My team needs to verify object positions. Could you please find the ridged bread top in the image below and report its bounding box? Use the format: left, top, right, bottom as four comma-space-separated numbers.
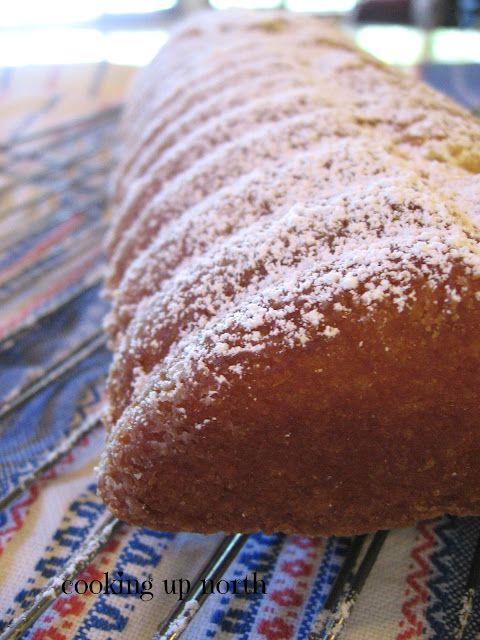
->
103, 10, 480, 432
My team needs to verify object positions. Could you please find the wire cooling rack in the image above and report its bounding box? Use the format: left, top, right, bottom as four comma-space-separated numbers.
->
0, 108, 480, 640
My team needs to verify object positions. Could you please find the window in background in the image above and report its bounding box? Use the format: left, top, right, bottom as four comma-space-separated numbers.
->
209, 0, 281, 9
0, 28, 169, 66
102, 1, 177, 14
431, 28, 480, 60
0, 1, 174, 67
209, 0, 358, 10
285, 0, 357, 13
0, 0, 177, 27
105, 30, 169, 65
354, 24, 426, 64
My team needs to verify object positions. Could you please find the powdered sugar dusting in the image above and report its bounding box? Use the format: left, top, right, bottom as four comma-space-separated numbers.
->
104, 9, 480, 435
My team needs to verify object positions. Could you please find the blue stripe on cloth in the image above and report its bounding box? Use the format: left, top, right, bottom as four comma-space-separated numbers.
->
7, 95, 60, 145
0, 283, 108, 403
0, 482, 105, 632
426, 516, 480, 639
73, 530, 175, 639
0, 348, 108, 496
297, 536, 350, 640
202, 533, 284, 639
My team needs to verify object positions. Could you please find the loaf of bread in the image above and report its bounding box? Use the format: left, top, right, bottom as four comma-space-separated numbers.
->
98, 10, 480, 536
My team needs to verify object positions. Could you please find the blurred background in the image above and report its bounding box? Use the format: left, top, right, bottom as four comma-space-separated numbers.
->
0, 0, 478, 68
0, 0, 478, 142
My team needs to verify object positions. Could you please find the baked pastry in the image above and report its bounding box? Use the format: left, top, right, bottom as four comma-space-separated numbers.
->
98, 10, 480, 536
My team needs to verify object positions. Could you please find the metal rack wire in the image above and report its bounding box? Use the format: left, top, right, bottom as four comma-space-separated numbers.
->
0, 108, 479, 640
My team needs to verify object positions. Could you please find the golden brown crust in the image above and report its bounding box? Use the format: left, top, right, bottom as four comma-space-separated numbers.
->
99, 274, 480, 535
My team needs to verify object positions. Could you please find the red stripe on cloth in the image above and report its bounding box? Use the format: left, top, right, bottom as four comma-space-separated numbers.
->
0, 212, 85, 287
396, 521, 436, 640
256, 536, 324, 640
31, 529, 127, 639
0, 485, 40, 555
0, 437, 93, 554
0, 247, 102, 339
